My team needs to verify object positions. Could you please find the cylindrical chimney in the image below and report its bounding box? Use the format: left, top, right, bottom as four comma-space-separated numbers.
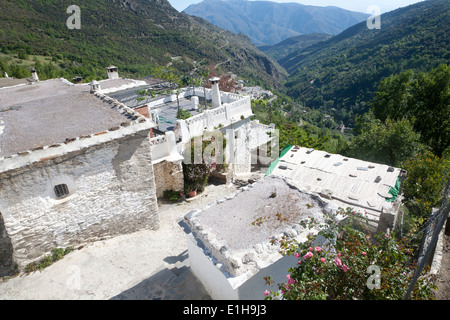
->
31, 69, 39, 81
209, 77, 221, 108
90, 80, 101, 93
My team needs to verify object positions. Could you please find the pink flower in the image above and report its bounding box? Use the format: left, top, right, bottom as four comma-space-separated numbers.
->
320, 258, 326, 263
309, 247, 313, 251
298, 260, 302, 265
362, 252, 367, 256
304, 251, 313, 259
337, 253, 341, 258
264, 290, 269, 296
315, 246, 322, 253
334, 257, 342, 267
288, 277, 295, 285
294, 252, 300, 258
342, 265, 350, 272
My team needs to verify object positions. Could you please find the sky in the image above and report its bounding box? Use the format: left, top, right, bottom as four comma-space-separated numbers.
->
168, 0, 426, 13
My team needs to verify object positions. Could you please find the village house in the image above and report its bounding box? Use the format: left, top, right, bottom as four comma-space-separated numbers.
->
105, 73, 277, 193
0, 73, 159, 276
184, 175, 338, 299
183, 146, 405, 299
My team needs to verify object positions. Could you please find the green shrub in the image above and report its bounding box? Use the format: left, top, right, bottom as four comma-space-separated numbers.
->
163, 189, 181, 202
25, 247, 73, 273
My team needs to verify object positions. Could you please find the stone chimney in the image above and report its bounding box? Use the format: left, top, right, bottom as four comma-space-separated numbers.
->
31, 69, 39, 82
106, 65, 119, 80
191, 96, 199, 110
209, 77, 221, 108
73, 77, 82, 84
90, 80, 101, 93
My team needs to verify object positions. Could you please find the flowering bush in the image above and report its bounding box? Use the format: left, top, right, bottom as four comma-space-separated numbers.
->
264, 207, 437, 300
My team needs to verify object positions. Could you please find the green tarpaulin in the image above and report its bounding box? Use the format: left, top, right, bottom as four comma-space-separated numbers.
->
265, 145, 293, 177
385, 176, 401, 202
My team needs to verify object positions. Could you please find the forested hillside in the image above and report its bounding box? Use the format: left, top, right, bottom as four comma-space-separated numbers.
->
259, 33, 332, 62
0, 0, 286, 86
281, 0, 449, 126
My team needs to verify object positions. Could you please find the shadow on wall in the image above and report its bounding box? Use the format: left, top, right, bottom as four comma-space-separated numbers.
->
0, 212, 16, 277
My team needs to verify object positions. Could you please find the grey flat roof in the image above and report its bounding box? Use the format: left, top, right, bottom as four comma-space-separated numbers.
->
0, 79, 135, 157
155, 99, 202, 132
0, 78, 31, 88
184, 176, 328, 277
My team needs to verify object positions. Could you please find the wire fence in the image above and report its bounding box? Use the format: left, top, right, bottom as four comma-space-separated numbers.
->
403, 177, 450, 300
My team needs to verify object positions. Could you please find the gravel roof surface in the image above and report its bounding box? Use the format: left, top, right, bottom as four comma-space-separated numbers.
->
0, 79, 130, 157
193, 176, 325, 251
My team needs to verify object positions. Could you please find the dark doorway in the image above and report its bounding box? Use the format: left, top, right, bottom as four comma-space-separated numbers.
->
0, 212, 16, 277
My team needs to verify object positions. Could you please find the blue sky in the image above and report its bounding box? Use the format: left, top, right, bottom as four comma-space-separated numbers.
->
168, 0, 426, 13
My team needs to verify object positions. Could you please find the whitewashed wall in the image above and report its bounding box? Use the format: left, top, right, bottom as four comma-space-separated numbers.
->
0, 130, 159, 269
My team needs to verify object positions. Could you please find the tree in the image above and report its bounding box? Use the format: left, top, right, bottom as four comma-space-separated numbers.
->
402, 151, 450, 219
346, 114, 426, 167
372, 70, 415, 122
411, 64, 450, 156
371, 64, 450, 157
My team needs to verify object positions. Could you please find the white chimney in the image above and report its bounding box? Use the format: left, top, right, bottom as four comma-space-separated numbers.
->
106, 65, 119, 80
209, 77, 221, 108
31, 69, 39, 81
90, 80, 101, 93
4, 72, 8, 78
191, 96, 199, 110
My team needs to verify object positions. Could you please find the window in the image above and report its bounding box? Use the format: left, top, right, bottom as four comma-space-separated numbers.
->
54, 184, 70, 199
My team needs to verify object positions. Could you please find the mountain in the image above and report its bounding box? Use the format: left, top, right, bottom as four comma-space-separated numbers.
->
0, 0, 286, 86
281, 0, 450, 123
183, 0, 369, 45
259, 33, 332, 62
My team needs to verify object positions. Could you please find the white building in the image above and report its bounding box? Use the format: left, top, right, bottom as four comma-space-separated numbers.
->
107, 76, 278, 185
184, 175, 336, 300
184, 147, 405, 300
267, 146, 405, 233
0, 75, 159, 276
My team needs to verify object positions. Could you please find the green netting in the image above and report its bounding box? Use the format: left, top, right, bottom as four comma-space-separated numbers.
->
385, 176, 401, 202
158, 116, 174, 124
265, 145, 293, 177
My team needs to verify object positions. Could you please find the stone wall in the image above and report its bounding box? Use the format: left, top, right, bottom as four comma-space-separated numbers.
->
153, 159, 184, 198
0, 130, 159, 272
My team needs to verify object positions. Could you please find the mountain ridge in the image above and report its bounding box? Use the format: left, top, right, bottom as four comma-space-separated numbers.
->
281, 0, 449, 124
183, 0, 369, 45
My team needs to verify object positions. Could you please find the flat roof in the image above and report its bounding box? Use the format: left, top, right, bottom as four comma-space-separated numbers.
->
184, 176, 328, 277
0, 78, 31, 88
269, 146, 403, 229
0, 78, 142, 157
153, 98, 202, 132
